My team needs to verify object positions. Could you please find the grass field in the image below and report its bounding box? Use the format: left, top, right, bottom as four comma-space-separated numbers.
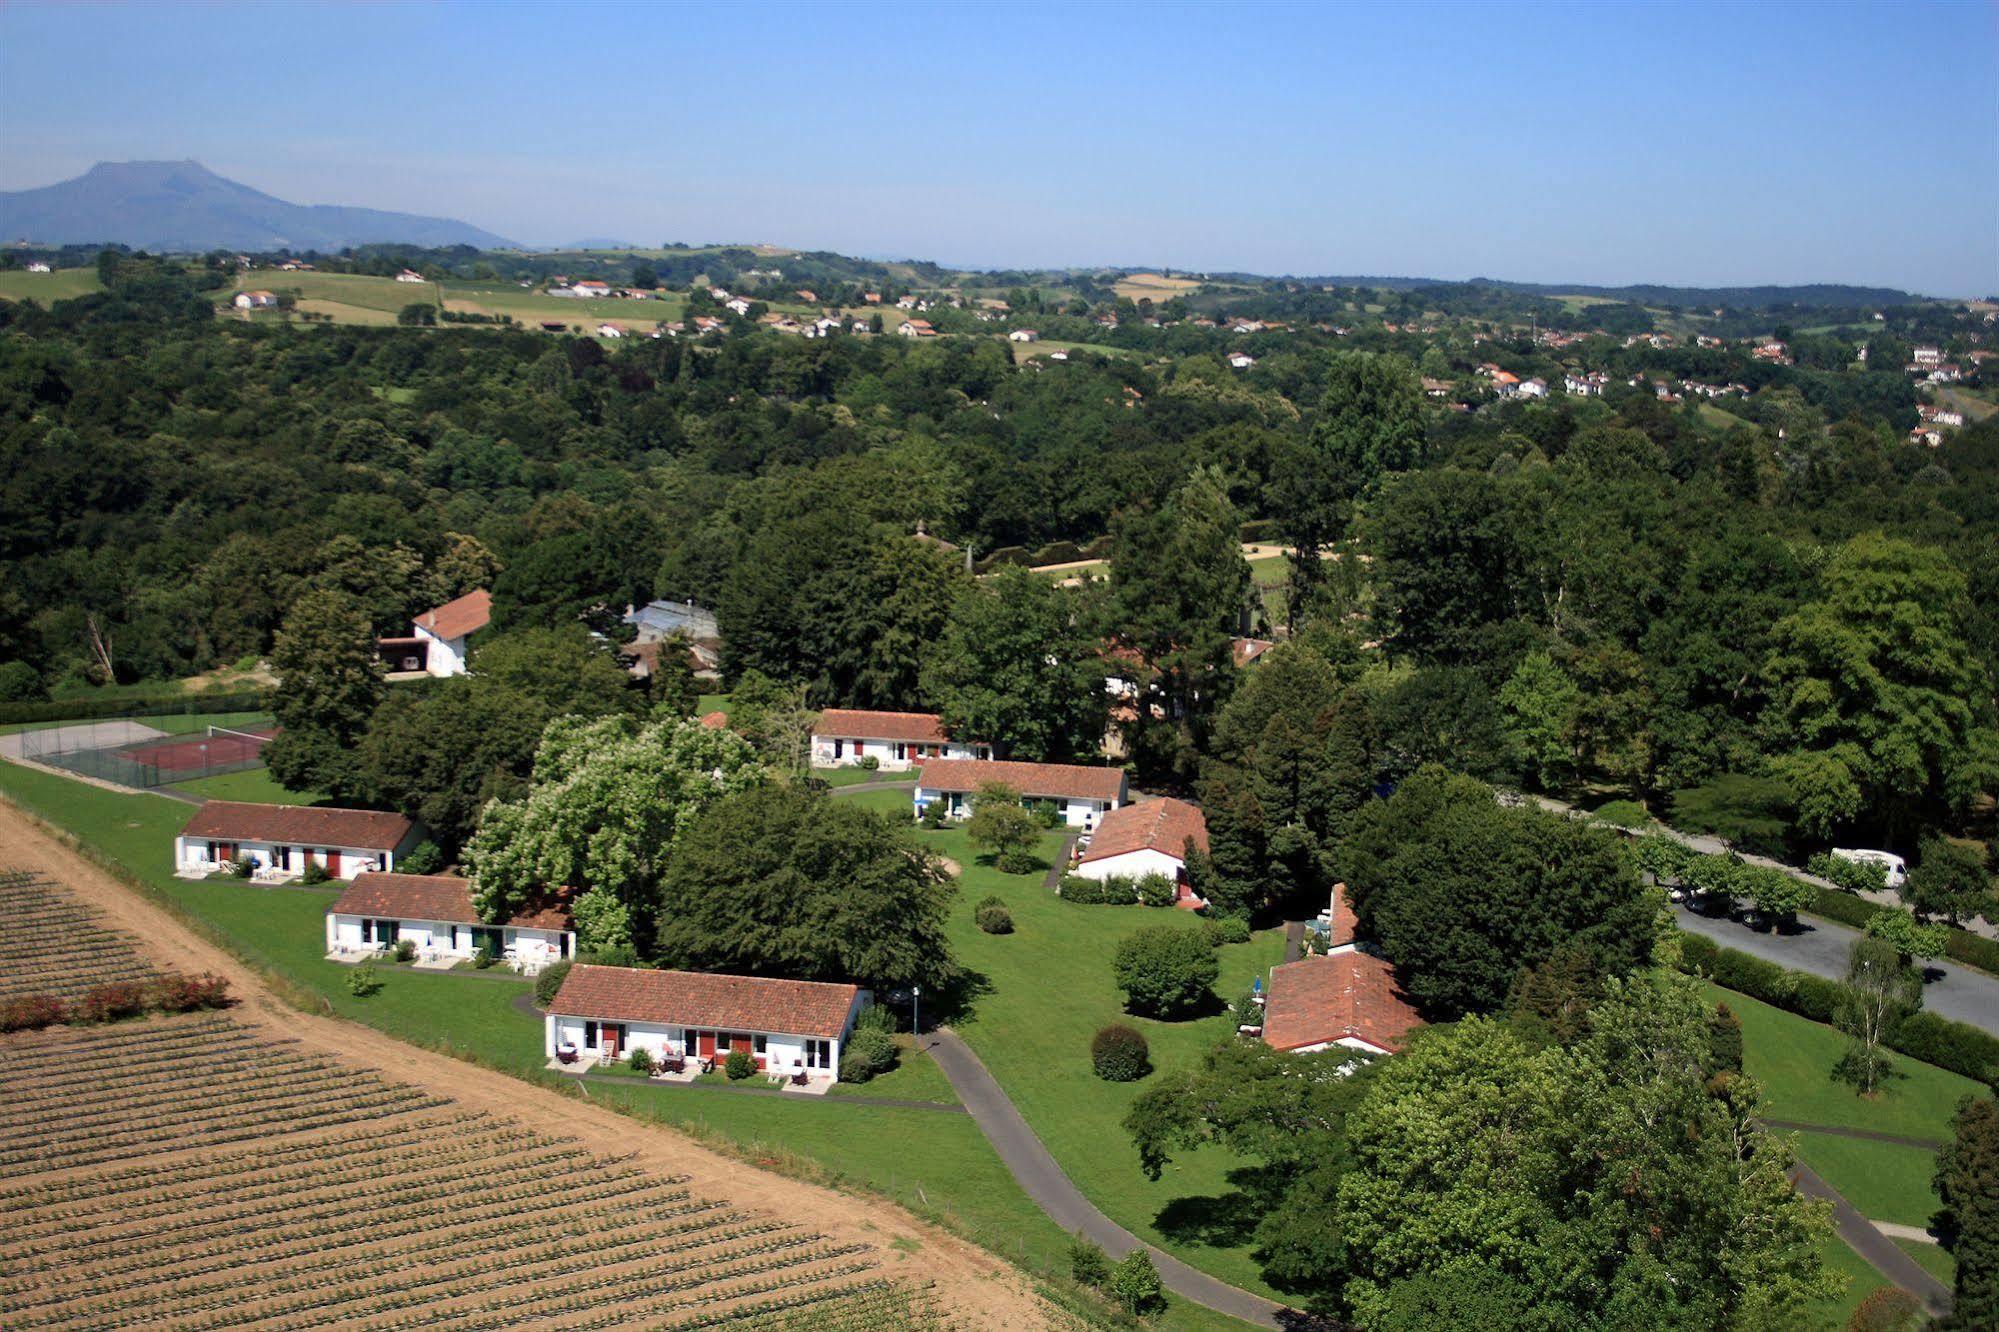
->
168, 767, 322, 805
0, 758, 1261, 1331
1791, 1132, 1941, 1229
815, 766, 916, 788
1112, 273, 1203, 303
0, 266, 104, 304
1896, 1237, 1954, 1287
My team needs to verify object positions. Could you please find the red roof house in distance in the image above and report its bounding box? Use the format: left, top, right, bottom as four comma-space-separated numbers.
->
174, 802, 422, 882
1074, 798, 1210, 908
411, 588, 492, 677
544, 964, 869, 1085
325, 873, 575, 973
914, 758, 1127, 829
811, 709, 992, 771
1261, 886, 1423, 1058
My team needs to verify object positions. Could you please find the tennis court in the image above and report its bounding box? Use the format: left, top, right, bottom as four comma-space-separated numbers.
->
9, 717, 278, 789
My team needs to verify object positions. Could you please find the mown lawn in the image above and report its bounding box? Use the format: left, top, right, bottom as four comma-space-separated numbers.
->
1791, 1132, 1941, 1229
1896, 1237, 1954, 1286
169, 767, 322, 805
814, 765, 916, 788
916, 817, 1291, 1298
1810, 1233, 1888, 1326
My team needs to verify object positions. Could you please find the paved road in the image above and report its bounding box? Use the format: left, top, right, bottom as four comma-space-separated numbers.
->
926, 1029, 1306, 1329
1792, 1163, 1951, 1315
1675, 904, 1999, 1035
1042, 833, 1078, 892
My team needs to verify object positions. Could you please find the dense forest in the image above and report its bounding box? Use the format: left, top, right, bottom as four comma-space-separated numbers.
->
1, 250, 1994, 870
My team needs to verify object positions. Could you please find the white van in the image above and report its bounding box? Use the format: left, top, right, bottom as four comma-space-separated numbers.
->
1832, 847, 1907, 890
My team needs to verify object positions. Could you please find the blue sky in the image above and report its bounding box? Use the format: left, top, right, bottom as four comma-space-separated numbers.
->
2, 0, 1993, 294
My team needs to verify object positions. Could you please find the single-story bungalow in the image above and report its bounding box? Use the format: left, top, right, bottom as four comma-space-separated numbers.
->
914, 759, 1127, 829
1074, 797, 1209, 907
811, 709, 992, 770
233, 290, 277, 310
412, 588, 491, 677
544, 964, 868, 1083
1261, 887, 1423, 1058
175, 801, 422, 881
325, 872, 575, 973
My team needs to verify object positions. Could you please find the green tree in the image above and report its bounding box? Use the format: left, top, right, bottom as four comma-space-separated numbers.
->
964, 781, 1042, 873
1906, 836, 1993, 925
1107, 1249, 1164, 1315
356, 679, 548, 853
1339, 767, 1656, 1017
1335, 979, 1834, 1329
1934, 1095, 1999, 1329
264, 588, 384, 797
656, 785, 955, 992
1741, 864, 1814, 930
921, 568, 1103, 760
1835, 936, 1923, 1094
1111, 925, 1219, 1019
1497, 651, 1579, 791
727, 669, 818, 775
1862, 907, 1950, 963
474, 625, 639, 718
464, 715, 768, 951
1765, 534, 1997, 837
1274, 351, 1424, 616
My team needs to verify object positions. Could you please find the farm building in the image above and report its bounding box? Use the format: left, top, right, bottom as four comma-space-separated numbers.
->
174, 801, 422, 881
233, 290, 277, 310
325, 872, 574, 974
1073, 797, 1208, 907
624, 598, 721, 643
811, 709, 992, 770
914, 759, 1127, 829
597, 323, 623, 339
897, 319, 936, 337
544, 964, 868, 1085
1260, 887, 1423, 1057
26, 261, 52, 273
412, 588, 491, 677
1008, 329, 1039, 342
395, 269, 425, 283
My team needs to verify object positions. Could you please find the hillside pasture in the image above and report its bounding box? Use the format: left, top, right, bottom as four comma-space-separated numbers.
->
0, 267, 104, 305
1112, 272, 1202, 303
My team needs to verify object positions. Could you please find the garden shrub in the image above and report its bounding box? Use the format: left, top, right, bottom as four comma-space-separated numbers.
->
919, 801, 949, 829
534, 959, 573, 1008
1032, 805, 1064, 830
1091, 1024, 1151, 1081
1108, 1249, 1164, 1314
1847, 1285, 1921, 1332
1591, 800, 1651, 829
1061, 873, 1138, 905
226, 858, 254, 879
1112, 925, 1220, 1019
0, 994, 65, 1031
299, 860, 331, 886
1134, 872, 1178, 908
1069, 1234, 1111, 1287
346, 964, 383, 997
724, 1048, 754, 1080
398, 841, 444, 875
392, 938, 417, 963
1207, 914, 1252, 946
854, 1003, 897, 1037
977, 904, 1015, 934
628, 1047, 654, 1075
473, 943, 498, 970
76, 981, 148, 1022
856, 754, 880, 771
0, 660, 45, 702
841, 1026, 899, 1083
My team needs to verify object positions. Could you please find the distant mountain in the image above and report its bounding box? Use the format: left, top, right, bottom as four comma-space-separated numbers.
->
0, 160, 518, 253
1278, 272, 1919, 310
558, 238, 642, 251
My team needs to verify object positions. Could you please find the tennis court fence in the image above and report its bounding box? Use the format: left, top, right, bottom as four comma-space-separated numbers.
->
17, 715, 277, 789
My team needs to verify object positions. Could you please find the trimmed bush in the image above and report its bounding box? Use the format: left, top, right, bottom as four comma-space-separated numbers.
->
534, 959, 573, 1008
1112, 925, 1220, 1019
1134, 872, 1178, 908
628, 1047, 654, 1075
1091, 1024, 1151, 1081
1591, 800, 1651, 829
1061, 873, 1139, 905
151, 973, 230, 1012
1847, 1285, 1921, 1332
976, 904, 1015, 934
724, 1047, 754, 1080
1204, 915, 1252, 947
346, 964, 383, 997
856, 754, 880, 771
842, 1026, 899, 1083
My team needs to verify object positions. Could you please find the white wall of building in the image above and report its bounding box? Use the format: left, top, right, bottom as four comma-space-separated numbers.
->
1073, 848, 1184, 883
175, 835, 408, 880
414, 625, 470, 677
544, 1009, 857, 1081
325, 914, 572, 966
811, 736, 988, 770
913, 787, 1115, 829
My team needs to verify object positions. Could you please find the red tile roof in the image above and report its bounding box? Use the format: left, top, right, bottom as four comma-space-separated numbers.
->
549, 965, 861, 1039
1262, 951, 1424, 1055
915, 759, 1125, 803
414, 588, 491, 642
1080, 798, 1208, 866
815, 709, 951, 744
330, 873, 574, 931
180, 801, 414, 851
698, 710, 730, 729
1231, 637, 1274, 668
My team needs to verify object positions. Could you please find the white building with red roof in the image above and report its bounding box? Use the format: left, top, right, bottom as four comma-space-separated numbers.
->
544, 964, 869, 1084
914, 759, 1127, 829
175, 802, 422, 881
811, 709, 992, 771
1260, 885, 1423, 1058
411, 587, 492, 677
326, 872, 574, 972
1073, 798, 1209, 907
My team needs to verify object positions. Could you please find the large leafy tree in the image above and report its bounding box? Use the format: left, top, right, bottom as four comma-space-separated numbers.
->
264, 587, 384, 798
1935, 1095, 1999, 1330
356, 679, 549, 853
1339, 766, 1656, 1017
921, 567, 1104, 761
473, 625, 640, 718
464, 715, 768, 951
656, 785, 955, 992
1336, 980, 1835, 1330
1764, 533, 1997, 838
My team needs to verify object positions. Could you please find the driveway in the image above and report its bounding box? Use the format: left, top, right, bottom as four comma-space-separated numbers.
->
1675, 905, 1999, 1035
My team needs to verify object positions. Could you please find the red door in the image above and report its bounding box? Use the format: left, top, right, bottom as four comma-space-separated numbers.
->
324, 850, 341, 878
698, 1031, 716, 1060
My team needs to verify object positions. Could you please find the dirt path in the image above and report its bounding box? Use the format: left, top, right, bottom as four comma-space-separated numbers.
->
0, 800, 1063, 1331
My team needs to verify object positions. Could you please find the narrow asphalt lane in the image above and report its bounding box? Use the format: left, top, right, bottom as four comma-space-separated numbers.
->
1674, 904, 1999, 1035
1791, 1164, 1951, 1316
925, 1029, 1306, 1329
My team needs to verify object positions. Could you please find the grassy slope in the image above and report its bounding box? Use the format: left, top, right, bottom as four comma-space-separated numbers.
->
0, 267, 104, 304
0, 758, 1257, 1332
1791, 1133, 1941, 1229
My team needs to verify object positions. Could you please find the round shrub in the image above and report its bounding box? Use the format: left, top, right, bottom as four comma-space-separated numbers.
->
977, 904, 1015, 934
1091, 1024, 1151, 1081
628, 1046, 654, 1075
724, 1047, 755, 1080
841, 1026, 898, 1083
534, 959, 573, 1008
392, 938, 417, 963
1205, 915, 1251, 946
1112, 925, 1220, 1019
299, 859, 331, 886
0, 660, 45, 703
398, 840, 445, 875
346, 963, 382, 997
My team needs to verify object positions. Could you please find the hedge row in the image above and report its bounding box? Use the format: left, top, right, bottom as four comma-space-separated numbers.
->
0, 972, 233, 1031
1678, 933, 1999, 1087
0, 689, 269, 726
1805, 886, 1999, 975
